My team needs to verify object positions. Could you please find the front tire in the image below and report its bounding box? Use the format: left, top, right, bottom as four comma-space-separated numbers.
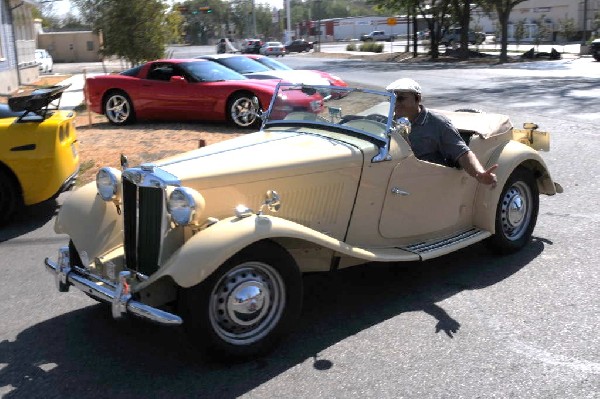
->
227, 92, 261, 128
104, 91, 136, 125
487, 167, 539, 254
180, 241, 303, 359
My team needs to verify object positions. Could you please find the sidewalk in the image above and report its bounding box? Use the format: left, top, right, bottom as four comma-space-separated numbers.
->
57, 74, 86, 111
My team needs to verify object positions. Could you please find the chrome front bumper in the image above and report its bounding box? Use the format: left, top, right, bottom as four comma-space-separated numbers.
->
44, 246, 182, 326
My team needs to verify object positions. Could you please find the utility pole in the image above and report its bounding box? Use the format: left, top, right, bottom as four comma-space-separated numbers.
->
286, 0, 291, 35
582, 0, 588, 44
252, 0, 257, 36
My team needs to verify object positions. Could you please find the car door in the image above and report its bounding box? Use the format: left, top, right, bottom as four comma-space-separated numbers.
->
379, 155, 473, 239
137, 62, 193, 119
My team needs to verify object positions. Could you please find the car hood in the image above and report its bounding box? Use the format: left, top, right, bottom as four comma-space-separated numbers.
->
156, 130, 364, 189
245, 70, 330, 86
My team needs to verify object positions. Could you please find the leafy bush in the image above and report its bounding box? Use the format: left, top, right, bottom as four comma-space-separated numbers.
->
346, 43, 357, 51
359, 42, 384, 53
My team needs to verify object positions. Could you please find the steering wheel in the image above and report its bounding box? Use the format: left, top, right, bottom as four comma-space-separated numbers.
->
364, 114, 389, 124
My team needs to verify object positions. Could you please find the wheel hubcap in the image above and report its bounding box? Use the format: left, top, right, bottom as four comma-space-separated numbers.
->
227, 282, 269, 326
209, 262, 285, 345
231, 97, 257, 127
500, 181, 532, 241
106, 95, 130, 123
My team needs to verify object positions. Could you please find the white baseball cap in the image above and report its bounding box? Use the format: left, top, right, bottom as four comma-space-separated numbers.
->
385, 78, 422, 94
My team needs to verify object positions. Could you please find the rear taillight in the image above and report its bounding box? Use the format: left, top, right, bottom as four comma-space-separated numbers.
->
58, 123, 71, 143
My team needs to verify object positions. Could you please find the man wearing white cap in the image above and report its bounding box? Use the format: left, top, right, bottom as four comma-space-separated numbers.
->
386, 78, 497, 187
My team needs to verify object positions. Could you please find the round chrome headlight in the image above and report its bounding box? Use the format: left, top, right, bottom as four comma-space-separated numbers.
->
96, 167, 121, 201
168, 187, 205, 226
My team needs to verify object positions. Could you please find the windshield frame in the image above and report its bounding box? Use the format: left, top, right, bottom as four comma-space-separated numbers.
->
262, 83, 397, 162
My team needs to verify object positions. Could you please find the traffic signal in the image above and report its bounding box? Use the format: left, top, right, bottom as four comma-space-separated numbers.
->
199, 6, 212, 14
177, 6, 188, 14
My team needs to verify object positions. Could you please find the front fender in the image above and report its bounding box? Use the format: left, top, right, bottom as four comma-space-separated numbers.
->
473, 140, 561, 233
142, 214, 419, 289
54, 182, 123, 265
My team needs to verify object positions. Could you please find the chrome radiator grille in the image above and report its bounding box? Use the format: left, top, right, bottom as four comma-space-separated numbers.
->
122, 177, 163, 276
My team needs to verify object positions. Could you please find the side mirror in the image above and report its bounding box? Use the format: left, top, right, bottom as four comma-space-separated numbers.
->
170, 76, 187, 84
394, 117, 411, 141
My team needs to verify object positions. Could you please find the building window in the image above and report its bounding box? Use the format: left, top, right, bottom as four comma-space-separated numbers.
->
87, 41, 94, 51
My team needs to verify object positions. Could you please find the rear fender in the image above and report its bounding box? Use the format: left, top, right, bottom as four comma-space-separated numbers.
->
473, 140, 560, 232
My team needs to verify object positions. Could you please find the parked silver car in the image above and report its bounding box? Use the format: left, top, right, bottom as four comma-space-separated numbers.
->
441, 28, 485, 46
259, 41, 286, 57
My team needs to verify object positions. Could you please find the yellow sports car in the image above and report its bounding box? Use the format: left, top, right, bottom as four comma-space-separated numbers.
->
0, 85, 79, 224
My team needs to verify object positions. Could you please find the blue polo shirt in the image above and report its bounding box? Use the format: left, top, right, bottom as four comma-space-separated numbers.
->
406, 106, 470, 166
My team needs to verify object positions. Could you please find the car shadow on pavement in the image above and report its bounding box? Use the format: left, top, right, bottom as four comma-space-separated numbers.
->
0, 198, 59, 243
0, 238, 546, 398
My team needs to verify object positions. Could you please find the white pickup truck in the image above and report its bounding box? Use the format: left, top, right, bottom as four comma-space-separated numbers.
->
360, 30, 395, 42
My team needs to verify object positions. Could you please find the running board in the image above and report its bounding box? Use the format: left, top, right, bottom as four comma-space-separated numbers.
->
401, 228, 492, 261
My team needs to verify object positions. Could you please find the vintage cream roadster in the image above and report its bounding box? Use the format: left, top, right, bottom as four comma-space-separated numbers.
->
45, 83, 562, 358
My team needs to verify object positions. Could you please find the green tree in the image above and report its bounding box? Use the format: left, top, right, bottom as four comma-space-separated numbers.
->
449, 0, 474, 58
533, 14, 550, 50
372, 0, 452, 59
73, 0, 173, 65
557, 17, 576, 42
514, 19, 525, 49
479, 0, 528, 63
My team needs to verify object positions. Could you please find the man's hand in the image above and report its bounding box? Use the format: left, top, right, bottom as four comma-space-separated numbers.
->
476, 164, 498, 188
458, 152, 498, 188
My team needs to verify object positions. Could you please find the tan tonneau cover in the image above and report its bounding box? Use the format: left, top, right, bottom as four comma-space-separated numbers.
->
433, 109, 513, 139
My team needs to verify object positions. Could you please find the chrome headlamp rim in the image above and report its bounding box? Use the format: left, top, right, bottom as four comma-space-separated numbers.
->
168, 187, 203, 226
96, 167, 121, 201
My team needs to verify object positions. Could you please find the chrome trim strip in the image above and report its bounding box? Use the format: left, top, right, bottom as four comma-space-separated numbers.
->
404, 228, 487, 254
44, 249, 182, 326
122, 165, 180, 189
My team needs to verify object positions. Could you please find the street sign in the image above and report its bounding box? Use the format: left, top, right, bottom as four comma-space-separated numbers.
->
387, 17, 397, 26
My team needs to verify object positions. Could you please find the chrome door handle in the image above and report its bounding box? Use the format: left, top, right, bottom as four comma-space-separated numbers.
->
391, 187, 409, 196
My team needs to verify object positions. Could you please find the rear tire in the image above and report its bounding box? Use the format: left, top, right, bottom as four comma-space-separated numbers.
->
227, 92, 261, 129
104, 90, 136, 125
0, 168, 22, 225
487, 167, 539, 254
180, 241, 303, 359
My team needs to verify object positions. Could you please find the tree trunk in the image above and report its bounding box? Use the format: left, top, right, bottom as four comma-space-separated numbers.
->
497, 8, 510, 63
457, 0, 471, 59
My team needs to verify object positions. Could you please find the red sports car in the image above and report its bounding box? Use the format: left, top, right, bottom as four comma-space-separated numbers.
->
245, 54, 348, 89
85, 59, 323, 128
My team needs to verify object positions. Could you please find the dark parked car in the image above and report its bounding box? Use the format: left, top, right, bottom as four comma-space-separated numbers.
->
284, 39, 313, 53
241, 39, 263, 54
591, 38, 600, 61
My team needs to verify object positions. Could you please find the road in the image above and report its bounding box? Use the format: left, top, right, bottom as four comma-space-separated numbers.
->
1, 51, 599, 398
